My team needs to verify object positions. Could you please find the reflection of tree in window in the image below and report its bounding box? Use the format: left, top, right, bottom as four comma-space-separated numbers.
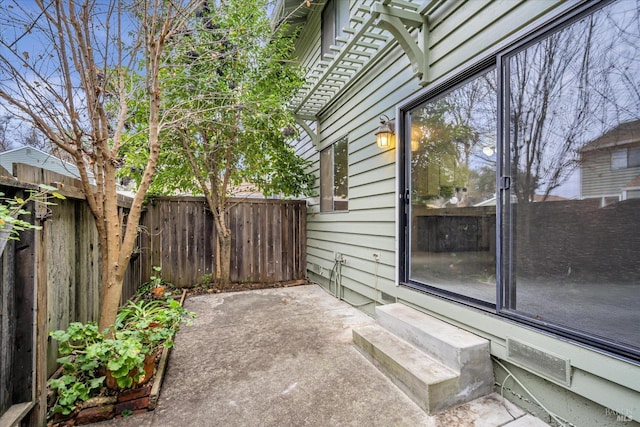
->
411, 70, 496, 207
411, 100, 464, 205
408, 69, 497, 304
320, 137, 348, 212
333, 138, 348, 210
509, 2, 640, 203
506, 1, 640, 350
468, 166, 496, 204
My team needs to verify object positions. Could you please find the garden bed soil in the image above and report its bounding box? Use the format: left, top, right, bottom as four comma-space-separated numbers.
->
47, 291, 186, 426
186, 278, 308, 296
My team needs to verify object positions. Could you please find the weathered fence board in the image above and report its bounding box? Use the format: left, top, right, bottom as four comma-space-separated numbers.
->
6, 164, 133, 376
0, 237, 16, 417
0, 190, 37, 424
0, 163, 307, 424
13, 208, 36, 405
138, 197, 306, 287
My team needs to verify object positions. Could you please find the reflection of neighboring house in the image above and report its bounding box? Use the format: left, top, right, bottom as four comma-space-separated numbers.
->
580, 119, 640, 204
0, 145, 95, 184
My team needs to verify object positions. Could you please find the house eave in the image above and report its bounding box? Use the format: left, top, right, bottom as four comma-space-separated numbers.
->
271, 0, 316, 33
291, 0, 446, 123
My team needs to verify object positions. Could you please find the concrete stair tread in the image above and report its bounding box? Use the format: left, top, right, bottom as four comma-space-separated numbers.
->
353, 303, 494, 414
354, 323, 459, 380
375, 303, 492, 384
353, 323, 459, 414
377, 303, 487, 351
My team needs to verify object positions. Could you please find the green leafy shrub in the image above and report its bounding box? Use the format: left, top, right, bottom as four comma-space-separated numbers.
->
48, 298, 194, 417
115, 298, 194, 354
48, 323, 106, 416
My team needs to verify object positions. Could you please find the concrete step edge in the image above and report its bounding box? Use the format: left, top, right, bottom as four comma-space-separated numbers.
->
374, 304, 495, 405
376, 303, 490, 370
353, 324, 460, 414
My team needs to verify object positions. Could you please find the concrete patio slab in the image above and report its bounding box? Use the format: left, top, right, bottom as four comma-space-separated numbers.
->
92, 284, 546, 427
503, 414, 554, 426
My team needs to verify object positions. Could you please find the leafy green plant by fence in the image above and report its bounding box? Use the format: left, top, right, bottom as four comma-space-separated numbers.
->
115, 298, 191, 355
0, 184, 64, 241
48, 298, 194, 417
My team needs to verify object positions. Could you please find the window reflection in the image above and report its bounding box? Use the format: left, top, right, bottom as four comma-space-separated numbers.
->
320, 137, 348, 212
409, 69, 497, 303
507, 0, 640, 349
404, 0, 640, 355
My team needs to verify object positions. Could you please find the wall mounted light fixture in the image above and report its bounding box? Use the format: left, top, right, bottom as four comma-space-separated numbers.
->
375, 115, 395, 149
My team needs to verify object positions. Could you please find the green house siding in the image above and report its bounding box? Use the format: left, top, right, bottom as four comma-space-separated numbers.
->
582, 149, 640, 198
428, 0, 563, 77
285, 0, 640, 424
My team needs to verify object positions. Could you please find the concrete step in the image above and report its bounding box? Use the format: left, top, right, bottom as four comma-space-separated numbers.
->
376, 303, 493, 402
353, 324, 459, 414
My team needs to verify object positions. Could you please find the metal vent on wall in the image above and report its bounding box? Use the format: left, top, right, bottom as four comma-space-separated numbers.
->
506, 338, 572, 386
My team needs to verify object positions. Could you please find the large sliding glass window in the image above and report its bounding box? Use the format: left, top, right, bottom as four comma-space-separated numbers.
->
402, 0, 640, 357
502, 0, 640, 355
408, 69, 497, 304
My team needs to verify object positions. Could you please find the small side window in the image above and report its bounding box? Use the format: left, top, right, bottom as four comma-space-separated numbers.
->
320, 137, 348, 212
321, 0, 349, 58
611, 149, 627, 169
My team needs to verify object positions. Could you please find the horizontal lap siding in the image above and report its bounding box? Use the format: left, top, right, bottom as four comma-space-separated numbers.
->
298, 0, 566, 302
428, 1, 561, 76
581, 151, 640, 197
301, 50, 410, 300
293, 2, 640, 424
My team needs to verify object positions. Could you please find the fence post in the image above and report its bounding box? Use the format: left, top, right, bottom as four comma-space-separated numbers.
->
28, 218, 48, 426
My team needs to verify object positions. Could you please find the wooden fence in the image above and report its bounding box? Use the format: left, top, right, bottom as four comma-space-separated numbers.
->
0, 164, 132, 425
0, 163, 307, 425
133, 196, 307, 287
0, 182, 37, 426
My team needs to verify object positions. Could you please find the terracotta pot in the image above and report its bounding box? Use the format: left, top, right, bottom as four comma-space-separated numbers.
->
105, 351, 157, 390
152, 285, 165, 298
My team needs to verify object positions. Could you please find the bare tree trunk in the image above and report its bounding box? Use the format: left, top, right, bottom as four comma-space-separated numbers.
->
217, 227, 232, 288
213, 192, 232, 287
0, 0, 200, 332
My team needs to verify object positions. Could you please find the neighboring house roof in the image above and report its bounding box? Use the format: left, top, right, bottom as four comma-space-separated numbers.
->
0, 145, 95, 183
231, 182, 267, 198
581, 119, 640, 152
271, 0, 315, 31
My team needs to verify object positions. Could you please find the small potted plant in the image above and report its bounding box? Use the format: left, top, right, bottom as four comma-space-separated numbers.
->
150, 266, 166, 298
